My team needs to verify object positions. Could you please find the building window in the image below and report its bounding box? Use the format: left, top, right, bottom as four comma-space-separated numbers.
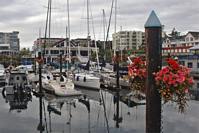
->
60, 50, 64, 55
187, 62, 193, 68
190, 37, 194, 41
179, 61, 185, 66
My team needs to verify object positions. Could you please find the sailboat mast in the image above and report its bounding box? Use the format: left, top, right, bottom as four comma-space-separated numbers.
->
67, 0, 71, 63
43, 0, 50, 59
87, 0, 90, 60
49, 0, 52, 38
114, 0, 117, 34
66, 26, 69, 73
103, 9, 106, 60
113, 0, 117, 56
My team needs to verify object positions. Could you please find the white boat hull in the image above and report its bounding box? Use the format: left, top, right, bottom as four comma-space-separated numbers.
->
74, 74, 100, 90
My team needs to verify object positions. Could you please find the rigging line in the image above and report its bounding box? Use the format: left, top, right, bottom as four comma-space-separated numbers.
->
89, 1, 100, 71
105, 0, 114, 59
49, 0, 52, 38
67, 0, 71, 63
43, 100, 49, 133
100, 90, 110, 133
107, 93, 113, 120
86, 0, 90, 60
43, 0, 50, 58
49, 110, 52, 133
95, 103, 102, 129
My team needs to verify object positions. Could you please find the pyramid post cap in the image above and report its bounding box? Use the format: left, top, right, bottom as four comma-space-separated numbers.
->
144, 10, 162, 28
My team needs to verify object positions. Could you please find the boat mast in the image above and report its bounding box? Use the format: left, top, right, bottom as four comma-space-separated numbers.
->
87, 0, 90, 60
43, 0, 50, 59
49, 0, 52, 39
103, 9, 106, 60
114, 0, 117, 56
67, 0, 71, 63
66, 26, 69, 73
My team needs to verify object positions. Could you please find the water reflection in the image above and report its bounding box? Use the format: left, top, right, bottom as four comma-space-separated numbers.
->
2, 87, 32, 113
0, 79, 199, 133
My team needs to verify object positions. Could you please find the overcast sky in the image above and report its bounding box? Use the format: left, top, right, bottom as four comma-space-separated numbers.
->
0, 0, 199, 49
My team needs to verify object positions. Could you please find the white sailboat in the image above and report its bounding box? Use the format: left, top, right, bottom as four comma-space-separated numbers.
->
45, 0, 81, 97
73, 0, 100, 90
45, 75, 81, 97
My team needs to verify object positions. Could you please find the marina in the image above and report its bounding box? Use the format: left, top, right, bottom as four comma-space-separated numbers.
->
0, 86, 199, 133
0, 0, 199, 132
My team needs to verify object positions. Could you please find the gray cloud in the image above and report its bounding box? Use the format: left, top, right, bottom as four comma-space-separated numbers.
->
0, 0, 199, 49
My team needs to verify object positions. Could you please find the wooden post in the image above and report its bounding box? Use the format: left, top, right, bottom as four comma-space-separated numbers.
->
60, 54, 63, 78
37, 52, 44, 132
115, 50, 120, 128
145, 11, 162, 133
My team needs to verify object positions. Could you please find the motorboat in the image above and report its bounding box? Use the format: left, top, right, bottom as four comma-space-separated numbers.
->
4, 69, 32, 95
47, 75, 82, 97
73, 72, 100, 90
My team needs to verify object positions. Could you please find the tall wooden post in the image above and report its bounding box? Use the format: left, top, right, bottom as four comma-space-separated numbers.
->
37, 52, 44, 132
116, 50, 120, 128
145, 11, 162, 133
60, 54, 63, 78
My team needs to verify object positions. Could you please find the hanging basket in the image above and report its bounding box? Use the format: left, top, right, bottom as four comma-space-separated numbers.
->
154, 58, 194, 113
130, 76, 145, 92
128, 56, 146, 93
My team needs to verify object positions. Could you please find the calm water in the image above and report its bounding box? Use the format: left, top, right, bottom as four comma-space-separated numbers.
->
0, 85, 199, 133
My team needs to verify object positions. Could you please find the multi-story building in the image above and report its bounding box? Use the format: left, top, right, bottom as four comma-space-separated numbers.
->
162, 30, 199, 56
112, 31, 145, 51
33, 37, 99, 64
0, 31, 20, 51
162, 30, 199, 89
33, 38, 65, 51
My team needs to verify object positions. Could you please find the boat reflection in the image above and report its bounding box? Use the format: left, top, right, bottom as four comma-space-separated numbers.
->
2, 87, 32, 113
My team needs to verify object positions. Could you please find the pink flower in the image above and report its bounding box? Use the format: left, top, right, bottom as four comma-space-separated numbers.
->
184, 88, 189, 93
188, 78, 194, 84
176, 76, 185, 83
163, 75, 168, 82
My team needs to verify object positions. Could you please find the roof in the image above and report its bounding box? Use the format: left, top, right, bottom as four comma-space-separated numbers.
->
189, 45, 199, 50
145, 10, 162, 28
187, 32, 199, 38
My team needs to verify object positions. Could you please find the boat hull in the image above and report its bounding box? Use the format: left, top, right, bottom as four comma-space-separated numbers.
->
74, 75, 100, 90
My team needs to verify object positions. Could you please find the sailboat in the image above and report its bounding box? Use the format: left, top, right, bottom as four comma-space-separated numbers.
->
45, 0, 81, 97
73, 0, 100, 90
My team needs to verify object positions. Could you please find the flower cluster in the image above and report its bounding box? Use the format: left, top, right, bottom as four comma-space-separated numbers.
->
128, 57, 146, 91
154, 58, 194, 113
128, 57, 146, 79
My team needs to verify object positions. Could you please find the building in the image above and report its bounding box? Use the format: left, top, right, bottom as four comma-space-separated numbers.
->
162, 30, 199, 56
33, 38, 65, 51
112, 31, 145, 51
33, 37, 99, 64
0, 31, 20, 51
0, 44, 18, 55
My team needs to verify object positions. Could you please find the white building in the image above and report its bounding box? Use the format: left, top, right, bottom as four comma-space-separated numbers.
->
0, 44, 18, 55
162, 31, 199, 56
112, 31, 145, 51
0, 31, 20, 51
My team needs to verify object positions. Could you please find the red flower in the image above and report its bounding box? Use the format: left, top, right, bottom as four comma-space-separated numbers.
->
167, 58, 179, 70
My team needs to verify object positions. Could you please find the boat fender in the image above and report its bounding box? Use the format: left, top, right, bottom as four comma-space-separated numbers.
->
83, 77, 86, 82
76, 76, 79, 81
2, 87, 6, 99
